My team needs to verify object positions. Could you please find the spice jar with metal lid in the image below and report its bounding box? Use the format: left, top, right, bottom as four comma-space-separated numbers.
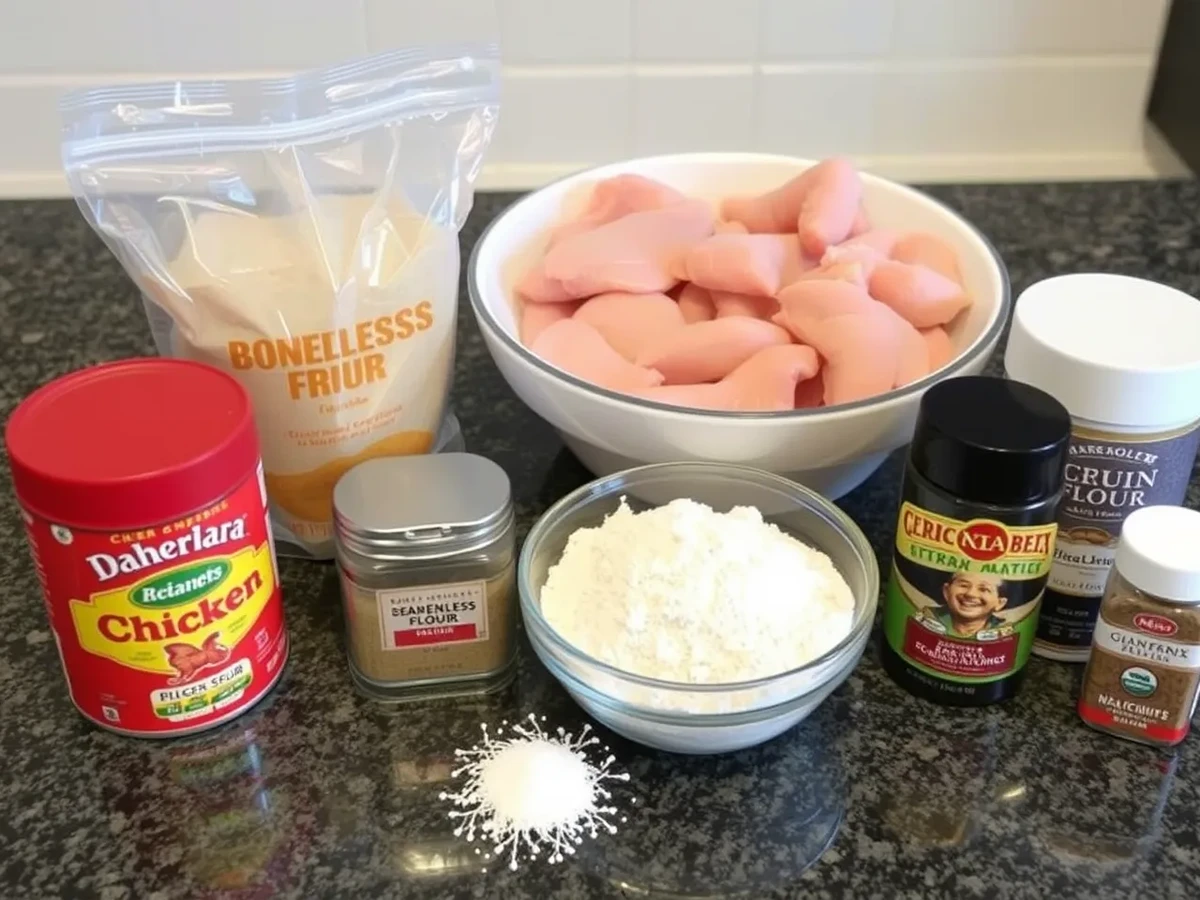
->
880, 376, 1072, 706
1078, 505, 1200, 747
333, 453, 517, 702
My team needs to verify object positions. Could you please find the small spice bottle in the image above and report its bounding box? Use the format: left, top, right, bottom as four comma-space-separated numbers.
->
1078, 505, 1200, 747
1005, 274, 1200, 662
333, 453, 517, 702
880, 376, 1072, 706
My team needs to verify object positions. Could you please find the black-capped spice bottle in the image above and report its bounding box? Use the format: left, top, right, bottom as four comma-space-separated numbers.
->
881, 376, 1071, 706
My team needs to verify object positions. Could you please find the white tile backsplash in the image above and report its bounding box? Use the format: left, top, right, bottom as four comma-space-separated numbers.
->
365, 0, 498, 49
875, 60, 1153, 155
0, 84, 63, 169
491, 70, 632, 165
152, 0, 366, 72
498, 0, 632, 63
0, 0, 1176, 192
632, 0, 759, 62
632, 70, 756, 154
760, 0, 896, 61
1, 1, 154, 73
756, 68, 879, 158
891, 0, 1171, 57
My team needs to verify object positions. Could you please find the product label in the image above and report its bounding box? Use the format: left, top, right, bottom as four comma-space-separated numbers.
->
151, 659, 254, 721
1079, 614, 1200, 744
883, 502, 1057, 687
1036, 422, 1200, 657
19, 471, 288, 736
378, 580, 488, 651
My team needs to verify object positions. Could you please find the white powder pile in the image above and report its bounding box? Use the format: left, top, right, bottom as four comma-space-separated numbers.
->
541, 498, 856, 685
440, 715, 630, 870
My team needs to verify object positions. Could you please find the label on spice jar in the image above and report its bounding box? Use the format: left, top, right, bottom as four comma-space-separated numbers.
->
377, 580, 489, 650
883, 502, 1057, 688
22, 472, 288, 736
1079, 613, 1200, 745
1035, 421, 1200, 659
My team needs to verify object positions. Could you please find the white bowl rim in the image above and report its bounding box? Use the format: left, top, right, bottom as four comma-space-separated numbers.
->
517, 461, 881, 697
468, 151, 1011, 421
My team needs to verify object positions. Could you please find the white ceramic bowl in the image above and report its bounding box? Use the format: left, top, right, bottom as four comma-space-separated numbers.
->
469, 153, 1009, 498
519, 462, 879, 755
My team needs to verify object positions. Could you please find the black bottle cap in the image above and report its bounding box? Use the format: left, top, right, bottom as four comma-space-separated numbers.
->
909, 376, 1071, 506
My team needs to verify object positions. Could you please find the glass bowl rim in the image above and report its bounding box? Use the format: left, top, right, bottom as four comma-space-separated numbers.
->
518, 461, 881, 694
529, 620, 870, 725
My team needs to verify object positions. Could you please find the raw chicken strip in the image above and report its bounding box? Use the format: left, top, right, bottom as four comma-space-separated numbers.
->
921, 326, 955, 372
797, 158, 863, 258
716, 344, 820, 411
712, 291, 780, 320
676, 283, 716, 323
574, 291, 686, 361
794, 370, 825, 409
821, 229, 899, 271
634, 382, 727, 410
721, 158, 861, 254
637, 316, 792, 385
849, 205, 871, 237
544, 199, 715, 298
721, 166, 821, 233
531, 318, 664, 392
516, 264, 575, 304
869, 260, 969, 328
796, 261, 868, 289
775, 279, 926, 404
684, 234, 788, 297
549, 174, 688, 246
776, 233, 814, 286
891, 232, 964, 284
521, 298, 580, 344
637, 344, 819, 411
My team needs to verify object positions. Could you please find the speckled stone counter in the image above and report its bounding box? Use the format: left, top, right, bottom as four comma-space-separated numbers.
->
3, 181, 1200, 900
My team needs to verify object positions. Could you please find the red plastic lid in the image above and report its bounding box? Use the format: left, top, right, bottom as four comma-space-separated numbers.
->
6, 358, 261, 530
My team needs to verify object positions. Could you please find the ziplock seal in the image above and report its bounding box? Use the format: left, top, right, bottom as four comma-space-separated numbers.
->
62, 42, 500, 163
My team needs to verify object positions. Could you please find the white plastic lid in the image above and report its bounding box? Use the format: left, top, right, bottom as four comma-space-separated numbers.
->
1004, 274, 1200, 428
1114, 506, 1200, 604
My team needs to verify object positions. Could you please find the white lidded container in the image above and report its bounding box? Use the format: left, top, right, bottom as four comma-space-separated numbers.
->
1004, 273, 1200, 662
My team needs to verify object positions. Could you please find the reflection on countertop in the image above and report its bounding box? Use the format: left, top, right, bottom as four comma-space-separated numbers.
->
3, 180, 1200, 900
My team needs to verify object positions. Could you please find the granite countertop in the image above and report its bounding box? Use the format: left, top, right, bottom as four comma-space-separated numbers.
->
2, 181, 1200, 900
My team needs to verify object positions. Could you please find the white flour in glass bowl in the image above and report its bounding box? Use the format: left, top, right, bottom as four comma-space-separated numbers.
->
539, 497, 855, 714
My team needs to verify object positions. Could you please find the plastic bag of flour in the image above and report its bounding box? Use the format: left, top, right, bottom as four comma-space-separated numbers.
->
61, 44, 499, 559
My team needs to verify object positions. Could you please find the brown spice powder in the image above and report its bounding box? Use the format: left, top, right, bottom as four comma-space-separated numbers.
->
342, 566, 516, 688
1079, 569, 1200, 747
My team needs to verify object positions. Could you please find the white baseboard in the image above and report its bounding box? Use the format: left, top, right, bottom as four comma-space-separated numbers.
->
3, 146, 1184, 200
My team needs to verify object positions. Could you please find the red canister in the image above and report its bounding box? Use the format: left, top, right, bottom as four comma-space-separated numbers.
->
6, 359, 288, 737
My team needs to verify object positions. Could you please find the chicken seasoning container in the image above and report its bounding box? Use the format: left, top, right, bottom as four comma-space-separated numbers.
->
881, 376, 1071, 706
1079, 506, 1200, 747
1005, 274, 1200, 661
5, 359, 288, 737
333, 454, 517, 701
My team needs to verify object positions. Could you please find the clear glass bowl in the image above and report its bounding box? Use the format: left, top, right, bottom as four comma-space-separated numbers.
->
519, 462, 879, 754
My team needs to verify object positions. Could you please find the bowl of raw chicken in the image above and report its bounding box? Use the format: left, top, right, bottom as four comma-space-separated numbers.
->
468, 153, 1008, 497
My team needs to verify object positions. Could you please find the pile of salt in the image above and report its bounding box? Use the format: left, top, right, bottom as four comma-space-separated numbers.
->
440, 715, 630, 870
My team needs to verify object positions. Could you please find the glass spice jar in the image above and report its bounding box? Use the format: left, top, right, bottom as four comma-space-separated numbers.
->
333, 453, 517, 702
1078, 505, 1200, 747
